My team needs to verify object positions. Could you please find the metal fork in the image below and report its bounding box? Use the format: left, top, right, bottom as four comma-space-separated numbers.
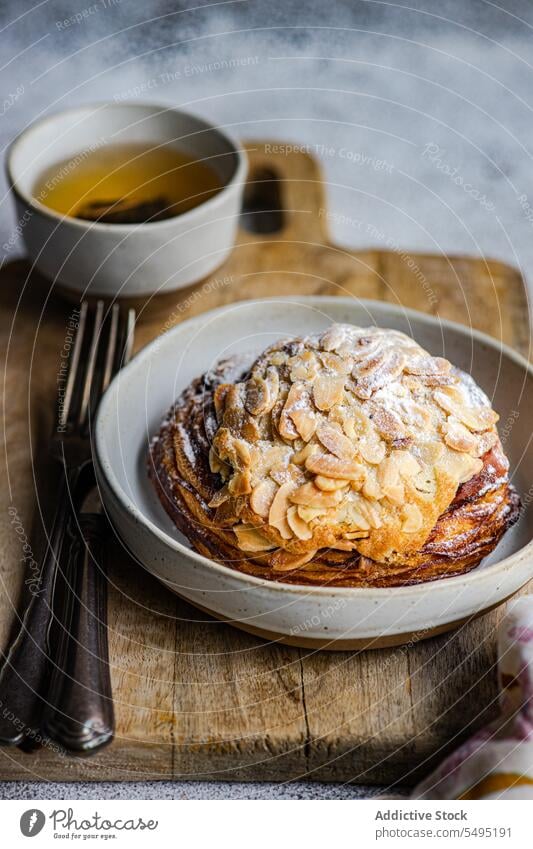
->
0, 301, 134, 753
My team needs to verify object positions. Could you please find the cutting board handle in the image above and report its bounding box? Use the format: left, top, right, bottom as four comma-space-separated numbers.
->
237, 141, 329, 245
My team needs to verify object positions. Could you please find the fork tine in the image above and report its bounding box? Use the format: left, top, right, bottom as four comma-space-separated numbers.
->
63, 300, 135, 434
59, 301, 88, 429
100, 305, 135, 401
78, 300, 104, 429
101, 303, 120, 395
122, 308, 135, 367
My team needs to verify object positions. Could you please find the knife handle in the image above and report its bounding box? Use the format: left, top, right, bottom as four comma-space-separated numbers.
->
43, 513, 114, 753
0, 476, 70, 746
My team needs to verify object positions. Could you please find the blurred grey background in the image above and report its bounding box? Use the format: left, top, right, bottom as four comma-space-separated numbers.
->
0, 0, 532, 799
1, 0, 533, 298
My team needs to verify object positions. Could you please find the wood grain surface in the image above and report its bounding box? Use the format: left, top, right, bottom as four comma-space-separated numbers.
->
0, 142, 530, 785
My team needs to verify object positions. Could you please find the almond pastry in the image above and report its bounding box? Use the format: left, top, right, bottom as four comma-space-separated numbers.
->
150, 324, 519, 587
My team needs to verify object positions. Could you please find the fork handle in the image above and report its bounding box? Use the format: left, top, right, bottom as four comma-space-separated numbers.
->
0, 476, 70, 746
43, 513, 114, 753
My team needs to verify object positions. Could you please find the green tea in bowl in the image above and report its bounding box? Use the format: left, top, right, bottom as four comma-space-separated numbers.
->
33, 142, 223, 224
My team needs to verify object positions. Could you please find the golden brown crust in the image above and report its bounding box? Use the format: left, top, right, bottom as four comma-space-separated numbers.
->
148, 328, 520, 587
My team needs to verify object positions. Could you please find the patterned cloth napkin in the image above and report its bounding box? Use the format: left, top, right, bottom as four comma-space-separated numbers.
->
412, 596, 533, 800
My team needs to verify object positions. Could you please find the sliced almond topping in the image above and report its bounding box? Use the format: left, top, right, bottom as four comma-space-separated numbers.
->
418, 442, 444, 465
265, 365, 280, 397
467, 406, 499, 431
269, 462, 305, 487
242, 416, 261, 444
342, 531, 368, 540
401, 401, 434, 430
234, 438, 251, 468
320, 324, 348, 352
393, 450, 422, 478
269, 466, 289, 486
474, 430, 498, 457
401, 503, 423, 533
442, 416, 478, 454
456, 406, 497, 432
316, 422, 354, 459
292, 442, 320, 465
434, 389, 499, 432
434, 385, 464, 405
208, 446, 229, 477
297, 505, 325, 523
339, 413, 356, 441
220, 385, 246, 432
404, 356, 451, 377
234, 525, 276, 552
351, 339, 383, 365
314, 475, 350, 492
414, 373, 457, 387
357, 498, 383, 529
313, 375, 345, 411
278, 408, 299, 441
351, 512, 371, 531
250, 478, 278, 518
213, 432, 251, 471
362, 472, 382, 500
286, 505, 313, 540
402, 375, 425, 395
228, 469, 252, 496
290, 482, 344, 509
339, 407, 372, 442
367, 404, 407, 443
459, 454, 483, 483
210, 325, 504, 567
358, 437, 386, 465
319, 351, 353, 374
244, 376, 271, 416
290, 407, 318, 442
289, 350, 320, 382
377, 456, 405, 505
434, 389, 472, 427
459, 455, 483, 484
213, 383, 230, 423
278, 382, 308, 441
345, 507, 370, 531
253, 444, 291, 479
442, 450, 484, 484
268, 481, 296, 539
351, 349, 406, 398
305, 452, 365, 482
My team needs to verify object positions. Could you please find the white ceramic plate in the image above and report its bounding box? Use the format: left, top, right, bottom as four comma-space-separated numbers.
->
95, 297, 533, 649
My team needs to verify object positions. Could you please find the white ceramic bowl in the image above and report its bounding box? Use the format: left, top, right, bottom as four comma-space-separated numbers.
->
95, 297, 533, 649
6, 102, 246, 298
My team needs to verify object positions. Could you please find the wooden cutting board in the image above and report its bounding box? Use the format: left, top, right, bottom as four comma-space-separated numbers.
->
0, 142, 530, 786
